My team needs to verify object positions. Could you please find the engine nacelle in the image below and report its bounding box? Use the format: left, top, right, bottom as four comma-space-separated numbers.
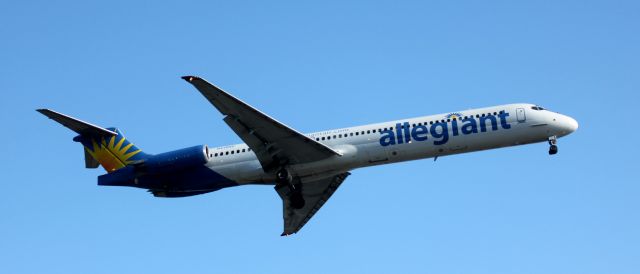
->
140, 145, 211, 174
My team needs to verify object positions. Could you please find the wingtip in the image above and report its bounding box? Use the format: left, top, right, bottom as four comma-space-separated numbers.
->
181, 76, 199, 82
36, 108, 51, 115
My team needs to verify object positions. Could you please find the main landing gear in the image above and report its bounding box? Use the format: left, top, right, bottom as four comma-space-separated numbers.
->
548, 136, 558, 155
276, 168, 306, 209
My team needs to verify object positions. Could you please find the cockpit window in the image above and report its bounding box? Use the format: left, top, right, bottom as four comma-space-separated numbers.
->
531, 105, 546, 111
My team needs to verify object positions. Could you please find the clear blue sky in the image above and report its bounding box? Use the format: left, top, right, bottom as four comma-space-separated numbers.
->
1, 1, 638, 273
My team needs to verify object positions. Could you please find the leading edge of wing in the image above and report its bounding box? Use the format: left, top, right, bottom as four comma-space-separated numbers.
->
181, 75, 342, 157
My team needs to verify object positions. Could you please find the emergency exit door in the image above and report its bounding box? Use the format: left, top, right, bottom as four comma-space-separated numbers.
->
516, 108, 526, 122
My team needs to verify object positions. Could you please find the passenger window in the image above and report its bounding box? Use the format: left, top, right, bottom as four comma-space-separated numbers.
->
225, 151, 229, 155
214, 153, 218, 157
322, 137, 325, 140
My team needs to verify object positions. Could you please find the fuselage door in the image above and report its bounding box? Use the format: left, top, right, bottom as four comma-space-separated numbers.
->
516, 108, 526, 123
365, 143, 389, 164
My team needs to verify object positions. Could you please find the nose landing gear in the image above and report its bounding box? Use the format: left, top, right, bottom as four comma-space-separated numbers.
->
548, 136, 558, 155
275, 168, 306, 209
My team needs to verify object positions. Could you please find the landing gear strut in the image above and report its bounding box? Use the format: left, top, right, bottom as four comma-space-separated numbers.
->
275, 168, 306, 209
548, 136, 558, 155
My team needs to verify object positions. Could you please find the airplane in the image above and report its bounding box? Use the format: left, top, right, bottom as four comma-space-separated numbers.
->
38, 76, 579, 236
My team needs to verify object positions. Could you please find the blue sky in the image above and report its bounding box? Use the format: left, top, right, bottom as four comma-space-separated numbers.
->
1, 1, 638, 273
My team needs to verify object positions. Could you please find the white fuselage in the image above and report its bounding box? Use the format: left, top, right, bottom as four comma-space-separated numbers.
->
206, 103, 578, 184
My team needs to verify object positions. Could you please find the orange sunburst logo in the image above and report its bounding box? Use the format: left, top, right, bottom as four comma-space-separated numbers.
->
445, 112, 463, 120
85, 134, 141, 172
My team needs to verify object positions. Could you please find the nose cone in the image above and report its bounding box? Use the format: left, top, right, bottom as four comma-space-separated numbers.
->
559, 115, 579, 135
567, 116, 579, 132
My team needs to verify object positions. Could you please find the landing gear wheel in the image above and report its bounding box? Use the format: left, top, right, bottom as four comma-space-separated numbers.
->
274, 168, 305, 209
549, 145, 558, 155
275, 168, 291, 184
548, 136, 558, 155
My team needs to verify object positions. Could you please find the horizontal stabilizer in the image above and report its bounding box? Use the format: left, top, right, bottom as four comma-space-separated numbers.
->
38, 109, 148, 172
37, 109, 116, 137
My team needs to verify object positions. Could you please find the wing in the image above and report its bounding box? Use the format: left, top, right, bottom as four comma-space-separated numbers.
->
182, 76, 341, 172
275, 173, 350, 236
